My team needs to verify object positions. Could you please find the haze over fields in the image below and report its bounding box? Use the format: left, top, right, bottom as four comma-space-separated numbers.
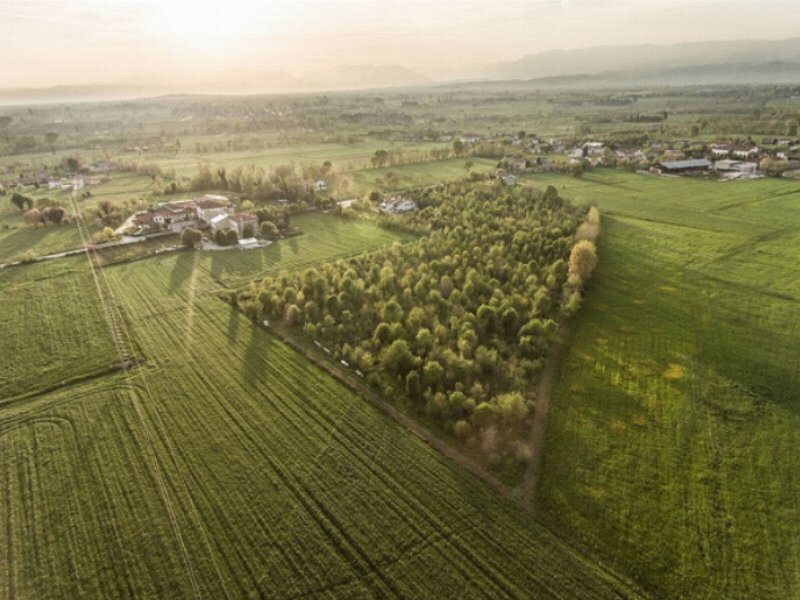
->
1, 0, 800, 102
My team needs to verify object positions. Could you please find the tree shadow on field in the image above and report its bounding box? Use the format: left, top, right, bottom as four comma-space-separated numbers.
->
287, 235, 300, 257
227, 304, 240, 345
168, 250, 193, 293
242, 323, 268, 387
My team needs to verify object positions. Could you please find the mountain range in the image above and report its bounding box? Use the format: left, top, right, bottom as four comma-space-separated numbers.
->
1, 38, 799, 104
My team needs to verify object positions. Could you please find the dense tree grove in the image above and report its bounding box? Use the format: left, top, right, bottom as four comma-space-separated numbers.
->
236, 182, 593, 457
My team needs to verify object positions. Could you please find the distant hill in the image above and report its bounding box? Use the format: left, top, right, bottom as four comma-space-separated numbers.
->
478, 38, 800, 82
0, 64, 430, 105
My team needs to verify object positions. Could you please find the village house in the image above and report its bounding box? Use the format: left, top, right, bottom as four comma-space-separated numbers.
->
379, 197, 417, 214
501, 174, 518, 186
732, 147, 759, 160
583, 142, 604, 156
710, 143, 733, 158
314, 180, 327, 192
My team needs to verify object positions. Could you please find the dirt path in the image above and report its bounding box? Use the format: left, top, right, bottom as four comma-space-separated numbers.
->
520, 319, 570, 509
261, 319, 514, 499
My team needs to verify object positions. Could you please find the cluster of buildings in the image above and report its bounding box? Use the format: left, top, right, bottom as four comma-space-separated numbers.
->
556, 138, 800, 179
2, 162, 114, 192
48, 175, 96, 191
131, 194, 258, 238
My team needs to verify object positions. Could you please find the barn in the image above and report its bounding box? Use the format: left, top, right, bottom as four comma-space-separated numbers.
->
654, 159, 712, 175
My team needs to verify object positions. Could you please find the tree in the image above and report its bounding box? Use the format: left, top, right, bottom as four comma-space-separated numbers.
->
492, 392, 528, 423
64, 157, 80, 172
568, 161, 584, 178
24, 208, 42, 228
10, 192, 32, 211
371, 149, 389, 168
45, 132, 59, 155
382, 339, 414, 377
381, 299, 403, 323
285, 304, 302, 325
260, 220, 280, 239
43, 206, 66, 225
464, 160, 473, 171
568, 239, 598, 281
405, 370, 422, 399
181, 227, 203, 248
541, 185, 559, 204
452, 139, 464, 156
214, 228, 229, 246
422, 360, 444, 388
95, 200, 120, 226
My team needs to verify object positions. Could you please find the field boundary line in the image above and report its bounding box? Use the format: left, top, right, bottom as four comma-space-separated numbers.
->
520, 319, 570, 510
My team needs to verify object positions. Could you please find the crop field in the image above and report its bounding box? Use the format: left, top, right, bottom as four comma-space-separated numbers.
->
347, 157, 497, 196
115, 141, 447, 178
528, 171, 800, 598
0, 215, 641, 598
0, 260, 117, 400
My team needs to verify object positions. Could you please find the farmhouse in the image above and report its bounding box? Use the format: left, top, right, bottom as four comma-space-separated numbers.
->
654, 158, 711, 175
314, 180, 327, 192
152, 202, 196, 232
194, 194, 232, 222
379, 197, 417, 214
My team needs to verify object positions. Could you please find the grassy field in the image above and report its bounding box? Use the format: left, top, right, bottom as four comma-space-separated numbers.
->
528, 170, 800, 598
115, 141, 447, 178
347, 157, 497, 196
0, 212, 641, 598
0, 261, 117, 400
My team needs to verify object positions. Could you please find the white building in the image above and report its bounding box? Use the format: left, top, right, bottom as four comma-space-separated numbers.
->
379, 197, 417, 214
194, 194, 231, 222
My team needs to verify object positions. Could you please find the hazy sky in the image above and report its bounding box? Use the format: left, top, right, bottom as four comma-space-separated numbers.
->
1, 0, 799, 87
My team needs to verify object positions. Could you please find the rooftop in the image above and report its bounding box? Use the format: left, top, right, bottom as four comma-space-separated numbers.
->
658, 159, 711, 170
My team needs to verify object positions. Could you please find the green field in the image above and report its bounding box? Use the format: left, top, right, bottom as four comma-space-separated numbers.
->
0, 212, 640, 598
347, 157, 497, 196
529, 171, 800, 598
115, 141, 447, 178
0, 261, 117, 400
195, 212, 414, 288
